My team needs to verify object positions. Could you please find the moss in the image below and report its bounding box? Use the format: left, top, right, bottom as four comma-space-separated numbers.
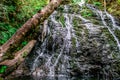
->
2, 37, 30, 60
90, 19, 100, 25
21, 51, 28, 58
6, 28, 36, 56
59, 14, 65, 28
112, 52, 119, 59
56, 5, 64, 12
80, 8, 93, 18
71, 37, 76, 48
75, 31, 82, 36
2, 53, 14, 60
55, 12, 65, 28
73, 19, 78, 28
69, 4, 80, 14
73, 16, 89, 40
69, 59, 77, 68
0, 78, 3, 80
74, 26, 84, 36
112, 60, 120, 76
102, 28, 116, 46
114, 29, 120, 40
73, 17, 82, 28
84, 28, 89, 37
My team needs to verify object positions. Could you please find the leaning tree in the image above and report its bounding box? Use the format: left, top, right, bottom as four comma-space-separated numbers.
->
0, 0, 70, 77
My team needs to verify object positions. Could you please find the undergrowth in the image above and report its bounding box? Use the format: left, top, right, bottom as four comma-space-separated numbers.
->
0, 0, 120, 45
0, 0, 47, 45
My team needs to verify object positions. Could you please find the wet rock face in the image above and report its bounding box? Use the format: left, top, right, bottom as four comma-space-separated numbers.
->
65, 4, 120, 79
55, 4, 120, 79
7, 3, 120, 80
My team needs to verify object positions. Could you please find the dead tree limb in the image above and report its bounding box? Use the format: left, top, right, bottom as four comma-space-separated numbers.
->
0, 0, 71, 77
0, 40, 36, 77
0, 0, 63, 61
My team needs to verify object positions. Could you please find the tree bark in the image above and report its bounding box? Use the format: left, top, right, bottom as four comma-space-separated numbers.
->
0, 0, 66, 77
0, 0, 71, 77
0, 0, 63, 62
0, 40, 36, 77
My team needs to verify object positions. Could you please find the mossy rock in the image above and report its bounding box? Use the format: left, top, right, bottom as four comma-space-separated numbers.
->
114, 29, 120, 40
71, 37, 76, 48
102, 28, 116, 45
80, 8, 93, 18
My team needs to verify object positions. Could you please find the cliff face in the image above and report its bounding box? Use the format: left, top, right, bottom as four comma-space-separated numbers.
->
0, 1, 120, 80
6, 3, 120, 80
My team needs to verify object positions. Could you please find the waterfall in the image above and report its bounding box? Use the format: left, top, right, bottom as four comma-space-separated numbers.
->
78, 0, 86, 7
22, 2, 120, 80
86, 4, 120, 51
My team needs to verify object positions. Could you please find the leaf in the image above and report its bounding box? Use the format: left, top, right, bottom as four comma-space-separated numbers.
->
0, 65, 7, 74
93, 2, 101, 6
72, 0, 81, 3
22, 41, 28, 46
8, 28, 16, 34
1, 32, 9, 39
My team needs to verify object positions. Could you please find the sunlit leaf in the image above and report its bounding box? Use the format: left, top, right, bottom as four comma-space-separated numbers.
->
0, 65, 7, 74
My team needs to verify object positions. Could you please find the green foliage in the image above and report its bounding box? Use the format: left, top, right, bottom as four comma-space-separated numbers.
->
59, 15, 65, 28
81, 9, 92, 17
0, 77, 3, 80
0, 0, 47, 45
118, 0, 120, 3
114, 29, 120, 40
17, 0, 47, 20
72, 0, 89, 4
0, 23, 17, 45
16, 41, 28, 51
22, 41, 28, 46
82, 11, 92, 17
7, 5, 16, 12
0, 65, 7, 74
21, 52, 28, 58
72, 0, 81, 3
93, 1, 101, 6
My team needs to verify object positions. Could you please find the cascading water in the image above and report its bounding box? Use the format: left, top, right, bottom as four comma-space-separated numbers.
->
21, 9, 79, 80
86, 4, 120, 51
11, 1, 120, 80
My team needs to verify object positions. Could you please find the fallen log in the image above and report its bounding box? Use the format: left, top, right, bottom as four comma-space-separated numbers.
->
0, 40, 36, 77
0, 0, 63, 61
0, 0, 71, 77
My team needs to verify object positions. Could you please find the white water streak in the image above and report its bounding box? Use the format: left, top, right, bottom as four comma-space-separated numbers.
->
50, 11, 59, 24
31, 39, 47, 71
48, 47, 64, 76
86, 4, 120, 51
45, 55, 54, 67
99, 11, 120, 50
32, 52, 43, 71
64, 14, 72, 40
78, 0, 86, 7
105, 11, 120, 30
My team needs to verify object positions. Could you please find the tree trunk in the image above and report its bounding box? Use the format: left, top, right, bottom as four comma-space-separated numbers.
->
0, 40, 36, 77
0, 0, 63, 61
0, 0, 68, 77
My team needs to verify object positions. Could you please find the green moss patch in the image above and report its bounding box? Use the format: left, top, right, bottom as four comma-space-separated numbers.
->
114, 29, 120, 40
